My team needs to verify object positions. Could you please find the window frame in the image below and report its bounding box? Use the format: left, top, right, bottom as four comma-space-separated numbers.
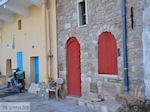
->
77, 0, 88, 26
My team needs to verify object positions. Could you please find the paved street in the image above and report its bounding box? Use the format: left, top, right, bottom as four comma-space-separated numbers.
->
0, 84, 18, 98
0, 85, 97, 112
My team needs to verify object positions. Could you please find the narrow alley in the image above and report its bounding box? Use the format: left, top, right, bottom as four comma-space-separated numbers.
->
0, 85, 97, 112
0, 0, 150, 112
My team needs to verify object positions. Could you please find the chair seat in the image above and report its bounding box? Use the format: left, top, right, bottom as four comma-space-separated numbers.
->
47, 78, 64, 100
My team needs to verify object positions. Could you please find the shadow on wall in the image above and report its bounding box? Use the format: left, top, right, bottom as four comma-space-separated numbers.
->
6, 59, 12, 78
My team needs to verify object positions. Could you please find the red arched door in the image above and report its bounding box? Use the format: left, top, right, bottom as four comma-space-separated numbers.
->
67, 37, 81, 97
98, 32, 118, 75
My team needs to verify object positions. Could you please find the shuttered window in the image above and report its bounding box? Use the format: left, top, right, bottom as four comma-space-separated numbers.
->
98, 32, 118, 75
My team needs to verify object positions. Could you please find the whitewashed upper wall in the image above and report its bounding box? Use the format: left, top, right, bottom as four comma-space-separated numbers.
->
143, 0, 150, 99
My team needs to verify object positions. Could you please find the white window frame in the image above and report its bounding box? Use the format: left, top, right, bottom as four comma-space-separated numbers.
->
77, 0, 88, 26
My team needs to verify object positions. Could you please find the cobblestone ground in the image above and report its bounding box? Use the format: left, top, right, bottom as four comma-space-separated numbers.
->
0, 85, 97, 112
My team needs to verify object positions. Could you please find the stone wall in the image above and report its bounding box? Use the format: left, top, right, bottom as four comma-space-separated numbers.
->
143, 0, 150, 99
126, 0, 145, 98
56, 0, 145, 100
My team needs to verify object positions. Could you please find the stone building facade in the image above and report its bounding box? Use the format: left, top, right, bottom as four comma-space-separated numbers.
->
56, 0, 146, 102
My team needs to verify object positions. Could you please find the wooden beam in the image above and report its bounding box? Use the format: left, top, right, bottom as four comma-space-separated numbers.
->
31, 0, 41, 7
4, 4, 29, 17
25, 0, 41, 7
0, 11, 14, 23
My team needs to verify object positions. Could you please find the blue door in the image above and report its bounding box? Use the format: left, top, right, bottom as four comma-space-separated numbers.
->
35, 57, 39, 83
17, 52, 23, 71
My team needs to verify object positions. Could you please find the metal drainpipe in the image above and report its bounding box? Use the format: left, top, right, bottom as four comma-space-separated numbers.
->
121, 0, 129, 91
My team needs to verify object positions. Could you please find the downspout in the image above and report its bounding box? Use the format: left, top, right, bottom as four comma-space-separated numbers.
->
121, 0, 129, 91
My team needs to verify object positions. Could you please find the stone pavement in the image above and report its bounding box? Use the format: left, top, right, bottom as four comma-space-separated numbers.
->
0, 86, 97, 112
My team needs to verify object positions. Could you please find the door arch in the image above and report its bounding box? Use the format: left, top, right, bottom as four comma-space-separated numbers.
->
98, 32, 118, 75
67, 37, 81, 97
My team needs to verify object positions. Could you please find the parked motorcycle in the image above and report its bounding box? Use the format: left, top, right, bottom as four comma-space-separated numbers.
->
8, 68, 25, 93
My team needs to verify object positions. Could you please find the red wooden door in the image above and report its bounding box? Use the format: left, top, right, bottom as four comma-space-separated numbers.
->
67, 37, 81, 97
98, 32, 118, 75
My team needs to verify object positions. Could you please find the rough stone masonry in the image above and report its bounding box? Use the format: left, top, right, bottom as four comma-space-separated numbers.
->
56, 0, 147, 104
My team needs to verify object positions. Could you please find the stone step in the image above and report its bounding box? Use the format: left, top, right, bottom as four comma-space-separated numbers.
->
65, 96, 79, 105
78, 98, 121, 112
66, 96, 121, 112
28, 83, 38, 94
95, 101, 121, 112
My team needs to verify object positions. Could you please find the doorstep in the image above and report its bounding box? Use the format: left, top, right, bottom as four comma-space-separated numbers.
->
66, 96, 121, 112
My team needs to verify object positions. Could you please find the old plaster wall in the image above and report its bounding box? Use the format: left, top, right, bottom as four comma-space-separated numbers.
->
56, 0, 145, 100
0, 6, 48, 88
143, 0, 150, 99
